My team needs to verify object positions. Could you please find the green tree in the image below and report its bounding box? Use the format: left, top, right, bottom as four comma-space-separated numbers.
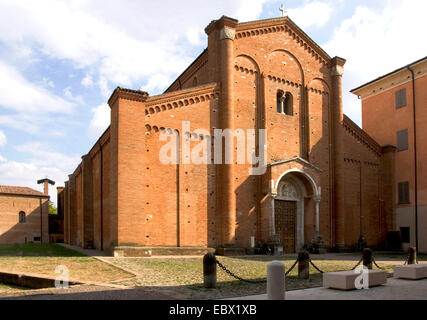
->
48, 201, 58, 215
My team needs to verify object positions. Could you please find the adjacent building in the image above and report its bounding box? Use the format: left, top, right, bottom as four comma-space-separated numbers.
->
0, 184, 49, 244
351, 56, 427, 252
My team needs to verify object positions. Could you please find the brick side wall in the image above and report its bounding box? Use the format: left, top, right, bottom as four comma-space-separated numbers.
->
0, 195, 49, 244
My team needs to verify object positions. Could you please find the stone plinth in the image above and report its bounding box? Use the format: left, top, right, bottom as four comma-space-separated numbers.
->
323, 270, 387, 291
394, 264, 427, 280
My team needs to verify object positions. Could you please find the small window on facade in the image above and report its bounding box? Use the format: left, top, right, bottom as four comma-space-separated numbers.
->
277, 90, 293, 116
284, 93, 293, 115
395, 88, 407, 109
398, 181, 410, 204
19, 211, 26, 223
400, 227, 410, 243
277, 90, 284, 113
396, 129, 409, 152
192, 77, 198, 87
33, 236, 41, 242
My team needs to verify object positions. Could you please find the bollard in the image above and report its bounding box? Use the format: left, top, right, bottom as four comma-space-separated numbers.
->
408, 247, 417, 265
362, 248, 373, 270
298, 250, 310, 279
203, 252, 217, 288
267, 261, 285, 300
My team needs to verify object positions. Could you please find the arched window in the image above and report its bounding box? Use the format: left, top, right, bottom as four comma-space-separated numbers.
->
192, 77, 198, 87
277, 90, 284, 113
19, 211, 26, 223
277, 90, 294, 116
284, 92, 293, 116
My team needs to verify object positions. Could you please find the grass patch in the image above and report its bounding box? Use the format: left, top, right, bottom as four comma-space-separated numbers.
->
0, 283, 28, 294
0, 244, 134, 285
0, 243, 86, 257
109, 255, 407, 299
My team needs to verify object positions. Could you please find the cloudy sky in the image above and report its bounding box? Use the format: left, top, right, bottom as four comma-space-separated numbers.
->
0, 0, 426, 202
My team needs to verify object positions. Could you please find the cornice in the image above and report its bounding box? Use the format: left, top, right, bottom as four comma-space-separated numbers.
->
145, 83, 219, 116
235, 17, 331, 65
269, 156, 323, 173
351, 56, 427, 97
108, 87, 149, 107
342, 115, 382, 156
351, 63, 427, 100
165, 49, 208, 93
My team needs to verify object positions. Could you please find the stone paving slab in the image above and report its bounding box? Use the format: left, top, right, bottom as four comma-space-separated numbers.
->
0, 284, 187, 300
227, 278, 427, 300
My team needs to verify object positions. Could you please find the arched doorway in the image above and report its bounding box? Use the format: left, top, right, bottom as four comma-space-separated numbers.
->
272, 170, 319, 253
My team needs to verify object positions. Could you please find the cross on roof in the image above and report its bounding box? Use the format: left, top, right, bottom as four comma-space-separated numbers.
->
279, 4, 287, 17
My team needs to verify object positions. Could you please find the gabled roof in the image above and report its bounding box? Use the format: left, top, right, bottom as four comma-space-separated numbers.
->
351, 56, 427, 94
0, 185, 49, 198
236, 16, 332, 62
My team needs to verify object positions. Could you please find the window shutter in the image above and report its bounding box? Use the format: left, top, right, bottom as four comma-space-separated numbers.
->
397, 129, 409, 151
395, 90, 400, 108
398, 182, 410, 204
396, 89, 407, 109
401, 89, 407, 107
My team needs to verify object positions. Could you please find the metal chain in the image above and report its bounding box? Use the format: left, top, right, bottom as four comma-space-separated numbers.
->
372, 258, 384, 270
285, 258, 299, 276
215, 258, 267, 284
214, 257, 300, 283
309, 259, 324, 273
352, 258, 363, 270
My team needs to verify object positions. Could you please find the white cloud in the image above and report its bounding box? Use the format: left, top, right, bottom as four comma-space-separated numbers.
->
88, 103, 110, 140
288, 1, 334, 29
323, 1, 427, 126
234, 0, 271, 22
42, 77, 55, 88
63, 86, 84, 105
140, 74, 173, 94
0, 0, 274, 96
0, 113, 47, 134
15, 142, 81, 171
0, 130, 6, 147
81, 74, 94, 87
0, 159, 68, 204
0, 60, 74, 114
0, 143, 81, 203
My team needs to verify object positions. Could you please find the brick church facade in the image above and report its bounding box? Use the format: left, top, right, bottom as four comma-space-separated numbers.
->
61, 16, 396, 256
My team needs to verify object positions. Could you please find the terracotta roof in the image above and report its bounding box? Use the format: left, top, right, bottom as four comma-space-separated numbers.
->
0, 185, 48, 198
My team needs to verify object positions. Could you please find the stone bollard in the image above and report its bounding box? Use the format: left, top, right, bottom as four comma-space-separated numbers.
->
203, 252, 217, 288
267, 261, 285, 300
362, 248, 373, 270
298, 250, 310, 279
408, 247, 417, 265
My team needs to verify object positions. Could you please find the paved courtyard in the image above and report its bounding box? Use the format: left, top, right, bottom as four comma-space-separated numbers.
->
229, 277, 427, 300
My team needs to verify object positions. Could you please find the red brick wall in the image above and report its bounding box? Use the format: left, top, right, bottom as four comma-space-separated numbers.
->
0, 195, 49, 244
62, 16, 395, 253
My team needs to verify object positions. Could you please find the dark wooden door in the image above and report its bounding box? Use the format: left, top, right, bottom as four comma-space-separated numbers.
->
275, 200, 296, 253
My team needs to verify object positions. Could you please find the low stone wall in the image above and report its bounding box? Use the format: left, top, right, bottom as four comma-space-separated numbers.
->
0, 271, 80, 289
112, 246, 216, 257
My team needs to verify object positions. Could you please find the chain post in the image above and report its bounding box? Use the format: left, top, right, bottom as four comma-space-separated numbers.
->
408, 247, 417, 265
362, 248, 373, 270
298, 250, 310, 279
203, 252, 217, 288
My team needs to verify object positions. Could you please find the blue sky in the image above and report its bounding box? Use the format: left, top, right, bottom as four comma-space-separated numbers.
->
0, 0, 426, 203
